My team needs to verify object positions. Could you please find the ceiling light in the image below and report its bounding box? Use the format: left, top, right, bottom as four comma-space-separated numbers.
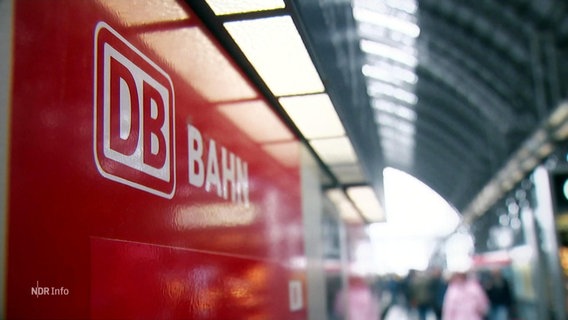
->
548, 102, 568, 127
520, 156, 539, 172
224, 16, 324, 96
347, 186, 385, 222
326, 189, 363, 224
309, 137, 358, 165
279, 94, 345, 139
354, 0, 418, 15
353, 8, 420, 38
537, 142, 554, 157
363, 63, 418, 85
205, 0, 285, 15
360, 40, 417, 67
383, 0, 418, 15
376, 113, 415, 136
554, 121, 568, 140
372, 99, 417, 121
368, 81, 418, 104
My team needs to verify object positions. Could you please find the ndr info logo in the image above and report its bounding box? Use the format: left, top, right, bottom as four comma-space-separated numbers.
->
31, 281, 70, 298
93, 21, 176, 198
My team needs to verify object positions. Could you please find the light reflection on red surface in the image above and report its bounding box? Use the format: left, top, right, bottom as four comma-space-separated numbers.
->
8, 0, 305, 318
142, 29, 258, 102
95, 0, 258, 103
94, 0, 190, 27
90, 238, 301, 319
173, 202, 258, 229
217, 100, 294, 143
262, 141, 301, 168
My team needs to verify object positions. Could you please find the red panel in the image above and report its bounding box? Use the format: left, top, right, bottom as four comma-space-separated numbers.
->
91, 238, 306, 320
7, 0, 305, 318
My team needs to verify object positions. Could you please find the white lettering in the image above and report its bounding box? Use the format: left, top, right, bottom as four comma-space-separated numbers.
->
51, 287, 70, 295
222, 147, 236, 201
205, 140, 222, 197
31, 281, 70, 298
236, 157, 249, 206
188, 125, 204, 187
187, 124, 249, 206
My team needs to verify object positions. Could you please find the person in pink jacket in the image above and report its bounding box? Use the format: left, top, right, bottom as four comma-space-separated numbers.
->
442, 271, 489, 320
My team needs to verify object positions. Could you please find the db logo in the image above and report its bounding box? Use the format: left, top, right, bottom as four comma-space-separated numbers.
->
94, 22, 175, 198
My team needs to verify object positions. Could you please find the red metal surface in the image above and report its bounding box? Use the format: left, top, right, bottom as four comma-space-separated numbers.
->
90, 237, 305, 319
7, 1, 305, 318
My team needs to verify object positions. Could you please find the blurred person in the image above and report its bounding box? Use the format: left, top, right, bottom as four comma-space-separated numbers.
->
442, 271, 489, 320
333, 277, 380, 320
381, 274, 403, 318
401, 269, 417, 313
429, 267, 447, 320
412, 271, 434, 320
485, 268, 513, 320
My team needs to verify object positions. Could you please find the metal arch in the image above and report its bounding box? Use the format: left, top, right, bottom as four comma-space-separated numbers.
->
411, 159, 487, 211
417, 28, 533, 114
412, 106, 494, 169
412, 165, 480, 211
523, 0, 568, 28
419, 0, 533, 58
413, 70, 490, 132
420, 58, 519, 135
370, 54, 518, 209
289, 0, 568, 216
415, 70, 521, 172
417, 10, 534, 115
417, 2, 534, 91
410, 127, 485, 178
411, 115, 490, 177
375, 112, 477, 175
419, 46, 530, 137
411, 121, 499, 209
413, 125, 492, 179
399, 83, 510, 209
414, 74, 510, 165
414, 74, 507, 159
385, 154, 461, 208
370, 91, 494, 172
410, 137, 487, 209
410, 1, 564, 210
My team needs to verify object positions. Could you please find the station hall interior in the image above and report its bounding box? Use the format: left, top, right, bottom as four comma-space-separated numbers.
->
188, 1, 568, 318
4, 0, 568, 319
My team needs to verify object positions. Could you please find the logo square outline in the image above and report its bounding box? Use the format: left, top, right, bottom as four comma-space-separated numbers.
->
93, 21, 176, 198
